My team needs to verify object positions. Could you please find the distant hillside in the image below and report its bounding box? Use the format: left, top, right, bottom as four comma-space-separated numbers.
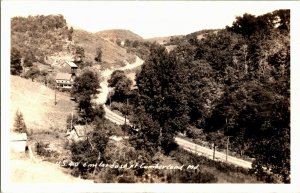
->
95, 29, 143, 42
147, 30, 219, 44
187, 29, 220, 40
147, 35, 183, 45
73, 29, 136, 65
11, 15, 137, 70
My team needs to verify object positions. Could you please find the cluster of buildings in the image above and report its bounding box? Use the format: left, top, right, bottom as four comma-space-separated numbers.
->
55, 61, 78, 89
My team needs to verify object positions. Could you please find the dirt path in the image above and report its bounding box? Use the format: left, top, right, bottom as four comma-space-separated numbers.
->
10, 149, 93, 183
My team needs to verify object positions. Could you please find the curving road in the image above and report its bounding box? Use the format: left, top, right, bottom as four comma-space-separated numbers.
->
93, 56, 144, 105
94, 55, 253, 169
102, 102, 253, 169
175, 137, 252, 169
93, 56, 143, 125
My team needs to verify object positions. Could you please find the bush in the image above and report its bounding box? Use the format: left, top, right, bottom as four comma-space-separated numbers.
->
110, 102, 124, 112
24, 66, 40, 81
36, 141, 57, 158
186, 126, 205, 139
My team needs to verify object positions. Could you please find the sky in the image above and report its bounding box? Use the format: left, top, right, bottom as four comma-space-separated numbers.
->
3, 1, 293, 38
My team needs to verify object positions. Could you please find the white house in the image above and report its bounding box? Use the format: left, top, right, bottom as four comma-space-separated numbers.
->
10, 132, 28, 153
55, 73, 74, 89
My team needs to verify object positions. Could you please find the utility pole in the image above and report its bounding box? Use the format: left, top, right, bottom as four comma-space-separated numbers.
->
70, 112, 73, 130
124, 98, 129, 126
226, 137, 229, 162
109, 91, 111, 107
213, 143, 216, 160
54, 87, 57, 105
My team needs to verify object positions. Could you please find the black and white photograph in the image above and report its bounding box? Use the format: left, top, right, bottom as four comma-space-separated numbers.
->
1, 1, 300, 193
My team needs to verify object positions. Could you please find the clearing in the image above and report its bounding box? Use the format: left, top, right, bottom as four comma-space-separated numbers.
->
10, 75, 75, 131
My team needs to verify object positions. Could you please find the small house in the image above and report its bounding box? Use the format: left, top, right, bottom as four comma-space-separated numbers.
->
10, 132, 28, 153
66, 125, 93, 142
60, 61, 78, 75
55, 73, 74, 89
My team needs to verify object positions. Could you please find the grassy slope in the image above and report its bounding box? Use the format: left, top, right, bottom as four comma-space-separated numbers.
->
95, 29, 143, 41
146, 35, 183, 44
10, 75, 75, 132
73, 29, 136, 65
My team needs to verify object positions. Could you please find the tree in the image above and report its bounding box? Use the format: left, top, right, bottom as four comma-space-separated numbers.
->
68, 26, 74, 41
116, 39, 122, 46
24, 66, 40, 81
11, 47, 23, 75
108, 70, 132, 102
74, 46, 85, 63
23, 50, 35, 67
13, 110, 27, 133
136, 43, 189, 153
129, 107, 160, 155
71, 70, 100, 122
94, 47, 102, 63
70, 126, 109, 176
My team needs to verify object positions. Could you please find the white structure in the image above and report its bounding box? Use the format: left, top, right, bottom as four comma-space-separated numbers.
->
55, 73, 74, 89
66, 125, 92, 142
10, 132, 28, 153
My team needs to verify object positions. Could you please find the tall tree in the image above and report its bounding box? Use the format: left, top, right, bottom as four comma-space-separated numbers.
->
136, 43, 189, 153
71, 70, 100, 122
94, 47, 102, 63
11, 47, 23, 75
108, 70, 132, 102
74, 46, 85, 63
13, 110, 27, 133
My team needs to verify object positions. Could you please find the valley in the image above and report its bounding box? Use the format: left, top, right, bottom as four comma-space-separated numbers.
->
9, 10, 290, 184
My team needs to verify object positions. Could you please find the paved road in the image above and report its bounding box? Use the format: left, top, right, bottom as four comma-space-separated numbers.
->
95, 55, 252, 169
175, 137, 252, 169
103, 105, 131, 126
102, 105, 252, 169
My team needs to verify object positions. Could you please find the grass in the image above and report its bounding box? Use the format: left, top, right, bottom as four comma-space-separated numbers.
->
10, 75, 75, 162
170, 148, 260, 183
11, 75, 75, 131
73, 29, 136, 65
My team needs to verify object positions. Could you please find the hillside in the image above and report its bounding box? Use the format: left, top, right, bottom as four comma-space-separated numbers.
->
11, 15, 72, 64
10, 75, 75, 131
147, 35, 183, 45
11, 15, 137, 70
73, 29, 136, 65
95, 29, 143, 42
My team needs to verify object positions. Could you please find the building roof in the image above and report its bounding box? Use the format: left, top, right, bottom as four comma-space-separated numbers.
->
11, 132, 27, 141
73, 125, 93, 137
56, 73, 72, 80
65, 61, 78, 68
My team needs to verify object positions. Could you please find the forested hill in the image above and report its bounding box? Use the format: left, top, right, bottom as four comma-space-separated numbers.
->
11, 15, 73, 65
10, 15, 138, 70
133, 9, 290, 182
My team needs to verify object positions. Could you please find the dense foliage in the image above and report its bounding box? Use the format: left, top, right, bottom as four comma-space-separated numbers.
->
11, 15, 72, 65
108, 70, 133, 102
132, 9, 290, 182
71, 70, 102, 122
11, 47, 23, 75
